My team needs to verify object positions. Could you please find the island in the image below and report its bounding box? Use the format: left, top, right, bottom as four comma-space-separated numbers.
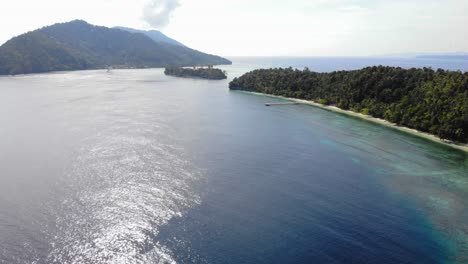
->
0, 20, 231, 75
164, 66, 227, 80
230, 66, 468, 145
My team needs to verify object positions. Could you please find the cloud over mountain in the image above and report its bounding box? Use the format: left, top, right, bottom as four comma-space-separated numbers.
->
143, 0, 180, 28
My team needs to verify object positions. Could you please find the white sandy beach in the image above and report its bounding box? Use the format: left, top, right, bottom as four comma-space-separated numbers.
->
244, 91, 468, 153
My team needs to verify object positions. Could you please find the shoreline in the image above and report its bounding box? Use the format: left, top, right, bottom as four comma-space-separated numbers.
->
238, 91, 468, 153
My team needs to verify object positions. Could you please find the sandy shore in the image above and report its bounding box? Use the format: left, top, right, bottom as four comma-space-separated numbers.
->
240, 91, 468, 153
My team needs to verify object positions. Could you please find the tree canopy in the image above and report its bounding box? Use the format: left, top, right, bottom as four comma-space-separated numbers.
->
0, 20, 231, 75
165, 67, 227, 80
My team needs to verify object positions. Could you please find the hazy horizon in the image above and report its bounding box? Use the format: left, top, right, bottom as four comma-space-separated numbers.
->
0, 0, 467, 57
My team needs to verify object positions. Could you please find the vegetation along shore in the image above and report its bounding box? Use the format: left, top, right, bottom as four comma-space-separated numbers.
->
0, 20, 231, 76
165, 66, 227, 80
229, 66, 468, 152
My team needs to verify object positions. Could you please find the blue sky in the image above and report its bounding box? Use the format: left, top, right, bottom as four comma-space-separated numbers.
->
0, 0, 466, 56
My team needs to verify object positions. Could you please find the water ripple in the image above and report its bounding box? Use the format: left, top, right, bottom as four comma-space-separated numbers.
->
47, 128, 202, 263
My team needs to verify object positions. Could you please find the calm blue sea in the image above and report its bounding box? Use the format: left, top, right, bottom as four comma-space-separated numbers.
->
0, 57, 467, 263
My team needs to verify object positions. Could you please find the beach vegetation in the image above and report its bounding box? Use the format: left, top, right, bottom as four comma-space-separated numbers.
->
229, 66, 468, 143
165, 67, 227, 80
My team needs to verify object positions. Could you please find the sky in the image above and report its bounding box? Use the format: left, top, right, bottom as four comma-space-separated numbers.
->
0, 0, 467, 56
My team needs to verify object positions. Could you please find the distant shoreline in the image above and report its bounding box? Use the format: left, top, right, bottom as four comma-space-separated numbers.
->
238, 91, 468, 153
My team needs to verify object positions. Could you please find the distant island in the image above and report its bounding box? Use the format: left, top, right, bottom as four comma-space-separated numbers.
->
230, 66, 468, 144
416, 55, 468, 60
0, 20, 231, 75
165, 66, 227, 80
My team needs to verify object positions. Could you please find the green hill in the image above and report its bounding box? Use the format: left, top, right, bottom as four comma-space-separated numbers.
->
0, 20, 231, 75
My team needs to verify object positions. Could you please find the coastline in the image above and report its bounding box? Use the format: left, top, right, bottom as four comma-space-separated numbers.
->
237, 91, 468, 154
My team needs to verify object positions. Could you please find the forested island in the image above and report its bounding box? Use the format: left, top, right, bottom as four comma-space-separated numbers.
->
164, 67, 227, 80
0, 20, 231, 75
230, 66, 468, 143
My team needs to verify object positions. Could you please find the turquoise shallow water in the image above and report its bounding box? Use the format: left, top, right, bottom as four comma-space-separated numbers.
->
0, 57, 467, 263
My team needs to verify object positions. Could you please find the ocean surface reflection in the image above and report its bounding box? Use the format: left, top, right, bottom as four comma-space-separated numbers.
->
0, 57, 467, 263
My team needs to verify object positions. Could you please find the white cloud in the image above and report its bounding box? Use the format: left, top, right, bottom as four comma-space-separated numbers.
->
143, 0, 180, 29
0, 0, 467, 56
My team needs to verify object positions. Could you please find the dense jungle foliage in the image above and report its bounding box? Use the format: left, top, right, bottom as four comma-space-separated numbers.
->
165, 67, 227, 80
230, 66, 468, 143
0, 20, 231, 75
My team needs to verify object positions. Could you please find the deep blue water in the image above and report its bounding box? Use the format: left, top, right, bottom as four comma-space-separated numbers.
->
0, 57, 467, 263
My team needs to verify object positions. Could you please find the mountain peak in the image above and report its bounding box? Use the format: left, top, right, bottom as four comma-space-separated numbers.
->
114, 26, 185, 47
0, 21, 231, 75
65, 19, 90, 26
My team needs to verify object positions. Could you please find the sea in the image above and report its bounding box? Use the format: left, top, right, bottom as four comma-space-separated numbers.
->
0, 57, 467, 264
